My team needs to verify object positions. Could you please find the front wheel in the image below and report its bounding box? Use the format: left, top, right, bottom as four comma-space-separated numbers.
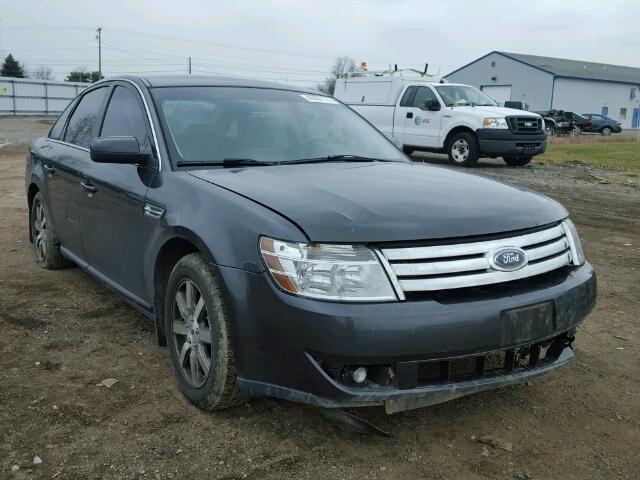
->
447, 132, 479, 167
503, 156, 533, 166
572, 125, 582, 135
165, 253, 244, 410
601, 126, 612, 136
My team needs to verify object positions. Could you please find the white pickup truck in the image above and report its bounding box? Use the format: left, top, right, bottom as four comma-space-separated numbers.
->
333, 71, 547, 167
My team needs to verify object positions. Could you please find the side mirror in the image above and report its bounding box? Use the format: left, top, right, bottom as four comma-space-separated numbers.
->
90, 136, 150, 164
424, 99, 441, 111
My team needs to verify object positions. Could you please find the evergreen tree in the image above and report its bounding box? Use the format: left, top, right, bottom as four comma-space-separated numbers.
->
1, 54, 26, 78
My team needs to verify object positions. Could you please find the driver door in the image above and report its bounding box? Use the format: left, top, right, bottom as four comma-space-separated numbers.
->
396, 86, 442, 148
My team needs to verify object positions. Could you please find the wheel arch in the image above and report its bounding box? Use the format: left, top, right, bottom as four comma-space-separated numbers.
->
443, 126, 478, 150
27, 181, 41, 243
151, 228, 224, 346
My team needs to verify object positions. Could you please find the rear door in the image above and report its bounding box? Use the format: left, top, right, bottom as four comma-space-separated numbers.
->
47, 86, 109, 258
396, 86, 442, 148
77, 82, 158, 300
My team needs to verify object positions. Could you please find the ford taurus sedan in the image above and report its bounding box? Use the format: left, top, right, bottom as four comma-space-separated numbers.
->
25, 75, 596, 413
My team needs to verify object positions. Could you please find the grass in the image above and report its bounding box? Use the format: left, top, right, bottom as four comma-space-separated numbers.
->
536, 141, 640, 172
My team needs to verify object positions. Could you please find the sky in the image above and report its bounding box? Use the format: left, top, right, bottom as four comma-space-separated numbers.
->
1, 0, 638, 87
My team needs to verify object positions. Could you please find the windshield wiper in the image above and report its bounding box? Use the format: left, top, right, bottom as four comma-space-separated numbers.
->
176, 158, 277, 167
279, 155, 391, 165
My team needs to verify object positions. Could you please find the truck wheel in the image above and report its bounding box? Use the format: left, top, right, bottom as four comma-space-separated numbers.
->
447, 132, 479, 167
601, 126, 612, 136
503, 156, 533, 166
30, 191, 67, 269
165, 253, 245, 410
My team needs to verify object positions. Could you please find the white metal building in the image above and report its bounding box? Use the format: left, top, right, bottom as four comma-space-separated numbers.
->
0, 76, 88, 115
445, 51, 640, 129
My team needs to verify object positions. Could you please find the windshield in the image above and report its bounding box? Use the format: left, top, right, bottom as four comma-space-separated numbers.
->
151, 87, 406, 165
435, 85, 496, 107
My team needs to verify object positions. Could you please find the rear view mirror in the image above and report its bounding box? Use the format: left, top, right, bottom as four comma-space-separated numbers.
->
90, 136, 150, 164
424, 99, 441, 112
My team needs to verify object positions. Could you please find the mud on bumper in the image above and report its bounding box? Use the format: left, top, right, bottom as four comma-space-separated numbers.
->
239, 331, 576, 414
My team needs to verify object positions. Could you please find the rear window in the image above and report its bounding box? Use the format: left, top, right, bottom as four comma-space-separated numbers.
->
48, 99, 77, 140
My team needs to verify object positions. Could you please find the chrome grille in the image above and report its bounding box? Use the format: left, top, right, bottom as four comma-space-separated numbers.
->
507, 116, 543, 134
380, 223, 574, 297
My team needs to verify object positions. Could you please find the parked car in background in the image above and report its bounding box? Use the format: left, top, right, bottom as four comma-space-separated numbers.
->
581, 114, 622, 135
26, 75, 595, 415
334, 70, 547, 167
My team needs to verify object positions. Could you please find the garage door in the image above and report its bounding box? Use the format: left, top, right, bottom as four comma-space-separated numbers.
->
481, 85, 512, 104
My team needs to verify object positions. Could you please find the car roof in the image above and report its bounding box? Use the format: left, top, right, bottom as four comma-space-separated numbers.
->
102, 74, 319, 94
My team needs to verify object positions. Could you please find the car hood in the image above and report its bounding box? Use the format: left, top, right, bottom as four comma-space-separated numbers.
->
452, 106, 540, 118
188, 162, 567, 243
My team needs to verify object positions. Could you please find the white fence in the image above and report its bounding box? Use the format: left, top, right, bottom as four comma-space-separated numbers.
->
0, 76, 89, 116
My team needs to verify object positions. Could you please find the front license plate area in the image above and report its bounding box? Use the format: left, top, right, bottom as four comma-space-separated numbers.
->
523, 144, 535, 153
501, 301, 555, 344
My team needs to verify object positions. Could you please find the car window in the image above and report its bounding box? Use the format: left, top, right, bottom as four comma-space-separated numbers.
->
435, 85, 496, 107
64, 87, 108, 148
399, 86, 417, 107
152, 87, 406, 164
48, 99, 77, 140
411, 87, 438, 109
101, 86, 149, 145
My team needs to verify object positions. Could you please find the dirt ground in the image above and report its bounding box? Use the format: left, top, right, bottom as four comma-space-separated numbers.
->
1, 118, 639, 479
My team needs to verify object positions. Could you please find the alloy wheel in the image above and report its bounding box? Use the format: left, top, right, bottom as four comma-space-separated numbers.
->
172, 279, 212, 388
602, 127, 612, 136
33, 200, 48, 262
451, 138, 470, 163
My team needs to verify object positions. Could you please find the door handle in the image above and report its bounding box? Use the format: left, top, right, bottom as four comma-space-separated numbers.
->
43, 164, 55, 174
80, 181, 96, 193
406, 112, 413, 119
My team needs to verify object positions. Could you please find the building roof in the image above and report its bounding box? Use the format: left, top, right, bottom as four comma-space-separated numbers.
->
446, 51, 640, 85
497, 52, 640, 84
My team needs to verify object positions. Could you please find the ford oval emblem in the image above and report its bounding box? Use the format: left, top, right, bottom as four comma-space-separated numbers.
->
489, 247, 528, 272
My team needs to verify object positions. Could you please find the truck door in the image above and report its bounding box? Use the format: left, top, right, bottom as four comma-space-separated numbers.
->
395, 86, 442, 148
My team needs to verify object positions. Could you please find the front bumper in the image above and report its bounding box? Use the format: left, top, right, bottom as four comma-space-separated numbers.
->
476, 129, 547, 157
219, 262, 596, 412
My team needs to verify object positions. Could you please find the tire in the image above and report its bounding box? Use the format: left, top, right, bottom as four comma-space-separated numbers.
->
601, 126, 612, 136
165, 253, 244, 410
545, 125, 556, 137
447, 132, 479, 167
402, 147, 415, 156
503, 156, 533, 167
30, 191, 67, 269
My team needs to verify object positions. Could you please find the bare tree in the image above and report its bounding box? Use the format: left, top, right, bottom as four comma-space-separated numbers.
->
317, 56, 355, 95
29, 66, 54, 81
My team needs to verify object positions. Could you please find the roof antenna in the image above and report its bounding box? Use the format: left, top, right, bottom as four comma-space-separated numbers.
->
423, 63, 429, 75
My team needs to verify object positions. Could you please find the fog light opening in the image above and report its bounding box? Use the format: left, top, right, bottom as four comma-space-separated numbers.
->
351, 367, 368, 384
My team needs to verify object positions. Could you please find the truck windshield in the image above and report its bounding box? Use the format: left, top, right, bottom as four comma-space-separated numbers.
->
152, 87, 406, 165
435, 85, 496, 107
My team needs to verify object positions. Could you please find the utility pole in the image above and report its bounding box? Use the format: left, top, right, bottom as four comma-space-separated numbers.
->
188, 56, 192, 74
96, 27, 102, 78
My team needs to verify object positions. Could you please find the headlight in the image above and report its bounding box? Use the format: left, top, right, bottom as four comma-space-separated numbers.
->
483, 117, 509, 129
562, 219, 585, 266
259, 237, 396, 301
